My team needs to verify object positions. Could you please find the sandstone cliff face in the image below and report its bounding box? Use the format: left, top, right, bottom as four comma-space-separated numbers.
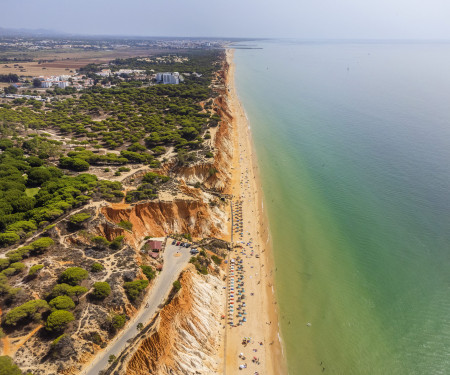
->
101, 192, 227, 246
124, 266, 225, 375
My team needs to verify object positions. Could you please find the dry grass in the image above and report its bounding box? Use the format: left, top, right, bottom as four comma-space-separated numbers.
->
0, 62, 77, 78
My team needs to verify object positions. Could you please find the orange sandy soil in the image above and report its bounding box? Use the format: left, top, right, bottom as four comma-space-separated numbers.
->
222, 49, 288, 375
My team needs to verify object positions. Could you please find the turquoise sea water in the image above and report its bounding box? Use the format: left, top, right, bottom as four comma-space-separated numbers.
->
233, 41, 450, 375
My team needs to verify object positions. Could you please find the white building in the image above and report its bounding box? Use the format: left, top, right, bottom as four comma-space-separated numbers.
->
116, 69, 133, 75
97, 69, 111, 77
57, 81, 69, 89
156, 72, 180, 85
40, 81, 52, 88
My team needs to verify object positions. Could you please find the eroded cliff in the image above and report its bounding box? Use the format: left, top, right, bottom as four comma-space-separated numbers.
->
119, 266, 225, 375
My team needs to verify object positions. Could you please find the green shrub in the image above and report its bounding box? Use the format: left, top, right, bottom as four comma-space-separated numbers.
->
6, 287, 22, 301
43, 224, 56, 232
0, 356, 23, 375
5, 251, 23, 263
28, 264, 44, 276
6, 221, 37, 237
69, 213, 91, 225
46, 310, 75, 331
9, 246, 33, 261
111, 314, 126, 330
140, 265, 155, 280
110, 235, 124, 250
197, 265, 208, 275
0, 258, 9, 270
91, 236, 110, 247
91, 262, 104, 272
30, 237, 54, 252
118, 220, 133, 231
59, 157, 90, 171
211, 255, 222, 265
0, 232, 20, 247
5, 299, 50, 326
59, 267, 88, 286
49, 296, 75, 310
172, 280, 181, 291
124, 279, 149, 301
142, 172, 169, 184
27, 167, 52, 186
10, 262, 25, 272
50, 283, 88, 300
92, 282, 111, 299
0, 273, 10, 295
1, 268, 16, 277
51, 334, 66, 347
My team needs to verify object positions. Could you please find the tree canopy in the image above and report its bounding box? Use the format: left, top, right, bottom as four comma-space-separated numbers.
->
59, 267, 88, 286
46, 310, 75, 331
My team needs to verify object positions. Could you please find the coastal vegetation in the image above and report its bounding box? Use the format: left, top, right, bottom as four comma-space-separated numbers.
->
0, 48, 227, 374
0, 355, 27, 375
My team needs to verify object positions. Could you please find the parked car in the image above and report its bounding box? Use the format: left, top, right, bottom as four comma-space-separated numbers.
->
172, 240, 176, 245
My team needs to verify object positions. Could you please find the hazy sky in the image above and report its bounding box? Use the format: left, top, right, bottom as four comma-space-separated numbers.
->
2, 0, 450, 39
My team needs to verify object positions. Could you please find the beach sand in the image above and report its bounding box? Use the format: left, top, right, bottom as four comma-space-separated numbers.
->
223, 49, 287, 375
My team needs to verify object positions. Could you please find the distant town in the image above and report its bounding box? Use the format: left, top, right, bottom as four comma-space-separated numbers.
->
0, 35, 226, 52
0, 36, 231, 99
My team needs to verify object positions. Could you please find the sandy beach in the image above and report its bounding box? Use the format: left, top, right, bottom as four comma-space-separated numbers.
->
223, 49, 287, 375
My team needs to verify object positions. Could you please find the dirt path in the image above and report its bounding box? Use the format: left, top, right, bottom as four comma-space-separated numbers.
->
1, 325, 42, 357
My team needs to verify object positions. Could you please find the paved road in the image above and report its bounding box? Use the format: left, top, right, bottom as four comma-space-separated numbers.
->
82, 240, 191, 375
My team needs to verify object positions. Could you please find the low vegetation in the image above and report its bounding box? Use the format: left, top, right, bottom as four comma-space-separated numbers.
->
140, 265, 156, 280
0, 355, 27, 375
4, 299, 49, 326
123, 279, 149, 301
0, 48, 225, 374
91, 282, 111, 299
49, 295, 75, 310
46, 310, 75, 331
58, 267, 88, 286
172, 280, 181, 291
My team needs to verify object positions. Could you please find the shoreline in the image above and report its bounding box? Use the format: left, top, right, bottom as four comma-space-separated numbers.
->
224, 48, 288, 375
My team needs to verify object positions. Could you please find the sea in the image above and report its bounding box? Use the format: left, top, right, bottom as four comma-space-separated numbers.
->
233, 40, 450, 375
